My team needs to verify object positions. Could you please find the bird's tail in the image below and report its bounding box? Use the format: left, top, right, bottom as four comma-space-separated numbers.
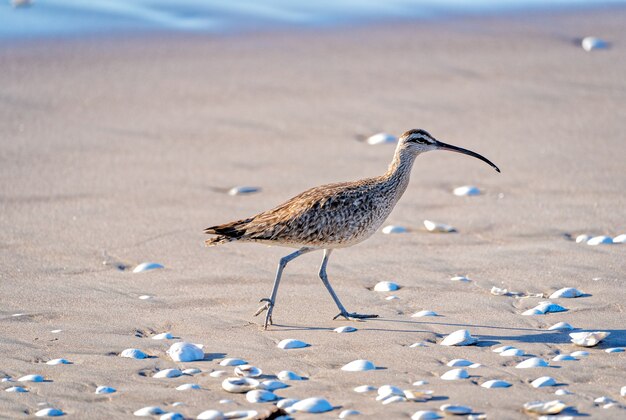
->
204, 218, 251, 247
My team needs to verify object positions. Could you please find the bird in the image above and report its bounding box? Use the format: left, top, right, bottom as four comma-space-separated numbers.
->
205, 129, 500, 329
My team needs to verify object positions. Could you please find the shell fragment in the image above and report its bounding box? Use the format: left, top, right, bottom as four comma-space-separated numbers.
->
569, 331, 610, 347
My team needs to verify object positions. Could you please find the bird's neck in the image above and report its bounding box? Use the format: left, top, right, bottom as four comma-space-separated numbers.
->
382, 146, 418, 200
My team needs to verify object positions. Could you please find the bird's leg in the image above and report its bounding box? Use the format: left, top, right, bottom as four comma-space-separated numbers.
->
254, 247, 313, 329
318, 249, 379, 321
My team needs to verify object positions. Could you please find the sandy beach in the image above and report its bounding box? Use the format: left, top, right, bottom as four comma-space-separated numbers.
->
1, 5, 625, 419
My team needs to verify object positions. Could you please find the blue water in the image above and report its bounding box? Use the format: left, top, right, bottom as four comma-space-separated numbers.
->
0, 0, 624, 39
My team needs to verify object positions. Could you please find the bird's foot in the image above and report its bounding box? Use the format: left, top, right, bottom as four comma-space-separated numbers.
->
253, 298, 274, 330
333, 311, 379, 321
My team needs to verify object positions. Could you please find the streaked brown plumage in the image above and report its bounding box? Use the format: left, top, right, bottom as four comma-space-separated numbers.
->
205, 129, 500, 329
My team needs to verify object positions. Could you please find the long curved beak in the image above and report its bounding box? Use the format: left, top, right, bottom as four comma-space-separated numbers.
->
435, 141, 501, 173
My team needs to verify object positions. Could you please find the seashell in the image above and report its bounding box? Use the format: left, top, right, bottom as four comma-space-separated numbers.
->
490, 286, 508, 296
410, 342, 427, 347
382, 225, 407, 234
354, 385, 376, 393
481, 379, 511, 388
376, 385, 404, 400
176, 383, 200, 391
133, 262, 164, 273
451, 275, 471, 282
259, 380, 288, 391
46, 358, 70, 365
50, 329, 62, 334
290, 397, 333, 413
18, 374, 44, 382
621, 385, 626, 397
532, 376, 557, 388
549, 288, 583, 299
196, 410, 225, 420
367, 132, 397, 145
160, 413, 183, 420
555, 389, 573, 396
587, 235, 613, 245
339, 409, 361, 418
228, 186, 260, 196
220, 358, 246, 367
1, 377, 13, 382
515, 357, 549, 369
412, 310, 437, 317
522, 308, 543, 316
440, 404, 472, 415
552, 354, 576, 362
210, 370, 228, 378
246, 389, 277, 403
35, 408, 64, 417
334, 326, 357, 333
276, 399, 299, 409
412, 411, 442, 420
523, 400, 567, 415
453, 185, 480, 196
570, 351, 589, 358
440, 329, 477, 346
218, 400, 232, 404
581, 36, 608, 51
222, 377, 259, 393
234, 365, 262, 378
277, 339, 310, 349
469, 363, 481, 369
153, 369, 183, 379
535, 301, 567, 314
594, 396, 616, 405
277, 370, 302, 380
493, 345, 515, 353
183, 368, 201, 375
569, 331, 610, 347
548, 322, 574, 331
5, 386, 28, 392
499, 348, 524, 357
134, 406, 165, 416
575, 234, 590, 243
342, 359, 376, 372
152, 332, 173, 340
447, 359, 473, 367
381, 395, 406, 404
120, 348, 148, 359
385, 295, 399, 300
223, 411, 257, 420
424, 220, 456, 233
138, 295, 153, 300
374, 281, 399, 291
404, 390, 433, 402
613, 234, 626, 243
605, 347, 625, 353
441, 368, 469, 380
95, 386, 116, 394
412, 380, 428, 386
167, 342, 204, 362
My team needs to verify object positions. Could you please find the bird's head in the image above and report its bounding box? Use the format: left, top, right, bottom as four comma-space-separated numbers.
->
399, 129, 500, 173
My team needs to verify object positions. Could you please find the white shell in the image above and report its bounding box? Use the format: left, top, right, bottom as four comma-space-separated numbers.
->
532, 376, 557, 388
334, 326, 357, 333
120, 348, 148, 359
613, 234, 626, 243
277, 339, 310, 349
234, 365, 262, 378
440, 404, 472, 415
409, 342, 427, 347
139, 295, 153, 300
500, 348, 525, 357
160, 413, 183, 420
95, 386, 116, 394
218, 400, 233, 405
367, 132, 397, 145
290, 397, 333, 413
570, 351, 589, 358
152, 332, 173, 340
219, 358, 246, 367
222, 411, 257, 420
354, 385, 376, 393
374, 281, 399, 291
167, 342, 204, 362
133, 262, 164, 273
18, 374, 44, 382
35, 408, 64, 417
183, 368, 201, 375
587, 235, 613, 245
153, 369, 183, 379
522, 308, 544, 316
381, 395, 406, 404
339, 409, 361, 418
377, 385, 404, 400
382, 225, 407, 234
581, 36, 608, 51
2, 377, 14, 382
276, 399, 299, 409
575, 234, 590, 243
412, 310, 437, 317
385, 295, 399, 300
524, 301, 567, 315
228, 186, 260, 196
5, 386, 28, 392
555, 389, 573, 396
424, 220, 456, 233
493, 345, 515, 353
523, 400, 567, 415
277, 370, 302, 380
412, 411, 442, 420
594, 396, 616, 405
134, 406, 165, 416
245, 389, 277, 403
481, 379, 511, 388
552, 354, 576, 361
549, 288, 583, 299
451, 275, 471, 282
222, 377, 259, 393
447, 359, 473, 367
548, 322, 574, 331
196, 410, 225, 420
569, 331, 610, 347
621, 385, 626, 397
515, 358, 549, 369
46, 358, 70, 365
259, 380, 288, 391
605, 347, 625, 353
341, 359, 375, 372
490, 286, 508, 296
440, 329, 477, 346
441, 368, 469, 380
412, 380, 428, 386
210, 370, 228, 377
453, 185, 480, 196
176, 383, 200, 391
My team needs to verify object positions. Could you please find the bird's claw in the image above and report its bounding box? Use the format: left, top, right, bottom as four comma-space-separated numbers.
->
333, 311, 379, 321
254, 298, 274, 329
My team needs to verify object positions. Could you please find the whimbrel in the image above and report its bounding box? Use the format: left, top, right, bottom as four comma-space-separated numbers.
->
205, 129, 500, 329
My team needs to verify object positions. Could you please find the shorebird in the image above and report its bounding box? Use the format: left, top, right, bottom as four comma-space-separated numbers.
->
205, 129, 500, 329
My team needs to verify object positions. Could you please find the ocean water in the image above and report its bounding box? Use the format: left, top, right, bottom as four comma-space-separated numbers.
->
0, 0, 623, 38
